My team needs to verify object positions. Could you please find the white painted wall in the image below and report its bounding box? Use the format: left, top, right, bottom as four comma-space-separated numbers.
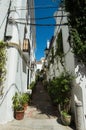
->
0, 0, 36, 124
0, 0, 10, 40
54, 9, 74, 74
36, 63, 43, 71
46, 8, 74, 80
73, 59, 86, 128
47, 7, 86, 129
36, 58, 45, 71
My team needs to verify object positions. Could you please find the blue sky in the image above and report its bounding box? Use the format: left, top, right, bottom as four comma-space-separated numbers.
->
34, 0, 61, 61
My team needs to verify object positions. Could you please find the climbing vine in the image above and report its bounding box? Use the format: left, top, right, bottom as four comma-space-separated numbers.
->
0, 41, 7, 95
69, 28, 86, 63
55, 30, 64, 67
50, 47, 54, 64
55, 30, 63, 56
64, 0, 86, 64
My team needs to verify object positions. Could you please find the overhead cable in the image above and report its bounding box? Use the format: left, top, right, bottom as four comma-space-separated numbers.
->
13, 15, 67, 21
15, 21, 68, 26
15, 5, 58, 10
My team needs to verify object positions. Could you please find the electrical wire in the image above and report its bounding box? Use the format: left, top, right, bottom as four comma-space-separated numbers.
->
13, 15, 67, 21
56, 5, 64, 34
15, 5, 58, 10
15, 21, 68, 26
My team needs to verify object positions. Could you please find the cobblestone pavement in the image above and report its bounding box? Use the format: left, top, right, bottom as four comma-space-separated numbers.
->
0, 81, 76, 130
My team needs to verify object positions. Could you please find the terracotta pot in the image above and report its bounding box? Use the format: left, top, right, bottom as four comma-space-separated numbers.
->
24, 103, 28, 111
14, 110, 24, 120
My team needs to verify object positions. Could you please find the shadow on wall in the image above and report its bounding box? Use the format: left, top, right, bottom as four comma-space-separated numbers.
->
74, 58, 86, 102
0, 83, 20, 106
75, 58, 86, 78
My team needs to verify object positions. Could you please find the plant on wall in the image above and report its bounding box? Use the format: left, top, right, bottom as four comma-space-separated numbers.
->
69, 28, 86, 63
48, 71, 74, 112
65, 0, 86, 64
56, 30, 63, 55
55, 30, 64, 67
0, 41, 6, 95
47, 59, 50, 69
47, 70, 74, 125
50, 47, 54, 64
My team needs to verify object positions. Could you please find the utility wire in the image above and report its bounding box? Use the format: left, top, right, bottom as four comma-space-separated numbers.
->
11, 7, 65, 12
15, 5, 58, 10
56, 5, 64, 34
13, 15, 67, 21
15, 21, 68, 26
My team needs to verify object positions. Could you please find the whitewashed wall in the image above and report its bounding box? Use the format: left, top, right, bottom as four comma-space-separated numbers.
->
0, 0, 10, 40
54, 8, 86, 129
0, 0, 35, 124
73, 59, 86, 128
47, 8, 74, 80
45, 7, 86, 129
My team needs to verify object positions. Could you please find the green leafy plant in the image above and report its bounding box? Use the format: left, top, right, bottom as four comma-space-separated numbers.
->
12, 92, 24, 111
12, 92, 25, 120
61, 110, 72, 126
55, 30, 64, 67
56, 30, 63, 56
42, 80, 49, 90
70, 28, 86, 63
64, 0, 86, 64
50, 47, 54, 63
29, 81, 36, 91
0, 41, 6, 95
21, 93, 29, 105
61, 110, 70, 117
48, 71, 74, 112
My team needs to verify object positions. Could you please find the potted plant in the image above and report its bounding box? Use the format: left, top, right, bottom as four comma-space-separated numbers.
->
21, 93, 29, 111
58, 71, 74, 125
48, 70, 74, 125
12, 92, 25, 120
61, 110, 71, 126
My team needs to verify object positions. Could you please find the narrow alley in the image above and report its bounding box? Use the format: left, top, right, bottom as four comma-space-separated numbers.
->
0, 0, 85, 129
0, 81, 75, 130
30, 81, 58, 119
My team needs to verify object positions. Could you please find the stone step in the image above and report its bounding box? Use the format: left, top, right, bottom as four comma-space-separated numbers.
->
0, 118, 74, 130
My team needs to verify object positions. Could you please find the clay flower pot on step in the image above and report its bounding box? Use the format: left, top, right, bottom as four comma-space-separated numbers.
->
12, 92, 25, 120
21, 93, 29, 111
14, 109, 24, 120
23, 103, 28, 111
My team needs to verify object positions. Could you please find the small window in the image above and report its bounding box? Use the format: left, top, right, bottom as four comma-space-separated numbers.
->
23, 60, 26, 73
56, 30, 63, 54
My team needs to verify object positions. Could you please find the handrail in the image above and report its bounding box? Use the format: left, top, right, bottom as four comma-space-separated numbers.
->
0, 42, 29, 106
0, 83, 20, 106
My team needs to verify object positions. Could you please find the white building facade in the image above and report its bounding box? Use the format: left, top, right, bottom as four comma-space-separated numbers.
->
0, 0, 36, 124
36, 58, 45, 71
45, 7, 86, 129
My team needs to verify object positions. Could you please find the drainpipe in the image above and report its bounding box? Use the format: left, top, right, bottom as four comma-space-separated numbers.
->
4, 0, 11, 41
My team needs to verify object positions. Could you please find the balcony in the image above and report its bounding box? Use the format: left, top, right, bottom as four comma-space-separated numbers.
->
23, 39, 30, 61
23, 39, 30, 52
